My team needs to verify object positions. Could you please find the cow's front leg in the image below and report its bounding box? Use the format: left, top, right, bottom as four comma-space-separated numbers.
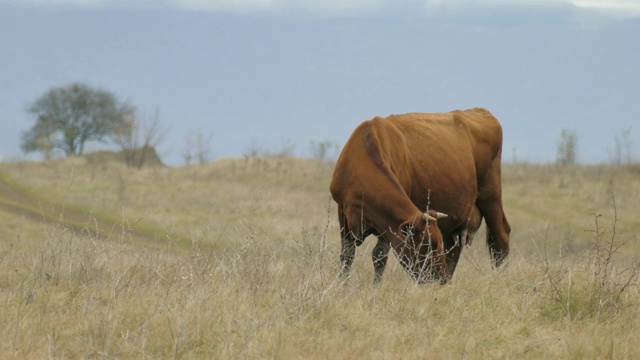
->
372, 237, 391, 284
340, 236, 356, 280
338, 206, 356, 280
444, 233, 463, 277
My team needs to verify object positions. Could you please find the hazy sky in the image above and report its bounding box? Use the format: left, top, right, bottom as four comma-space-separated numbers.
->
3, 0, 640, 15
1, 0, 639, 165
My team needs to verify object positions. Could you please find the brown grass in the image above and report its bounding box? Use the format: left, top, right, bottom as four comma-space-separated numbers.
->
0, 157, 639, 358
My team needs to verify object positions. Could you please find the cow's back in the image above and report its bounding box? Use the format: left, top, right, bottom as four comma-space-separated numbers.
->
368, 108, 503, 234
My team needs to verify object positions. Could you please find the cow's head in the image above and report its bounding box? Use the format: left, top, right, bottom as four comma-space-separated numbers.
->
396, 209, 449, 284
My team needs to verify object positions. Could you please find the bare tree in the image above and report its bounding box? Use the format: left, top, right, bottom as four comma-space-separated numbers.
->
310, 140, 339, 162
182, 131, 214, 166
608, 126, 634, 166
275, 139, 296, 158
112, 110, 137, 165
557, 128, 579, 166
112, 107, 168, 169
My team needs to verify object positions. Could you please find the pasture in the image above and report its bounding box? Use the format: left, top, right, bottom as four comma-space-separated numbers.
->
1, 156, 639, 359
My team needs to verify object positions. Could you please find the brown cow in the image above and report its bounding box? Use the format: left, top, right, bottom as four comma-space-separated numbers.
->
330, 108, 511, 284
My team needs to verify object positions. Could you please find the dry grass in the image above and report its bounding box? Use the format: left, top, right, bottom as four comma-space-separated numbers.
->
1, 158, 639, 359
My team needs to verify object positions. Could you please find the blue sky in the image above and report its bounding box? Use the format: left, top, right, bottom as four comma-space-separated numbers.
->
1, 0, 639, 165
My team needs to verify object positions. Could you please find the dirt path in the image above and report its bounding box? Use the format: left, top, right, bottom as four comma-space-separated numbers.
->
0, 171, 178, 246
0, 172, 49, 221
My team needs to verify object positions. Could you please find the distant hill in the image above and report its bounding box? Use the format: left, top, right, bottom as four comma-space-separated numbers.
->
83, 147, 165, 168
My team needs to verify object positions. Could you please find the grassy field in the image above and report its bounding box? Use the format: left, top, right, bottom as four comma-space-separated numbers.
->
1, 156, 639, 359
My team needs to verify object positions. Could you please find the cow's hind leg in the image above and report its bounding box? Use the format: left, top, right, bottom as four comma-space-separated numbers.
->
477, 179, 511, 267
483, 211, 511, 267
372, 237, 391, 284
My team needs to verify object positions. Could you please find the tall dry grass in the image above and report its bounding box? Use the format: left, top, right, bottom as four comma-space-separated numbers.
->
0, 158, 639, 358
